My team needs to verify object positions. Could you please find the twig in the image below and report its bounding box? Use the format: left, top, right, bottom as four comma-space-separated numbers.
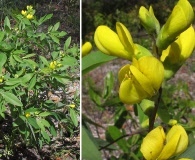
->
149, 87, 163, 131
99, 130, 145, 151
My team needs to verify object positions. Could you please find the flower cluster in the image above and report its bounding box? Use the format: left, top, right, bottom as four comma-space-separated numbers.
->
21, 5, 35, 20
94, 0, 194, 104
49, 61, 63, 70
141, 125, 189, 160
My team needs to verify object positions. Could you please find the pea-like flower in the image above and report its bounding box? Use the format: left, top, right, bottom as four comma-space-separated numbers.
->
25, 112, 31, 118
160, 25, 195, 80
26, 14, 33, 20
156, 0, 194, 50
27, 5, 33, 10
118, 56, 164, 104
141, 125, 188, 160
21, 10, 27, 16
82, 42, 92, 57
94, 22, 152, 60
139, 6, 160, 34
49, 61, 57, 70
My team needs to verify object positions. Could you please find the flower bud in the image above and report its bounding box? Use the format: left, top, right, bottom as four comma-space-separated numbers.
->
82, 42, 92, 57
156, 0, 194, 50
139, 6, 160, 34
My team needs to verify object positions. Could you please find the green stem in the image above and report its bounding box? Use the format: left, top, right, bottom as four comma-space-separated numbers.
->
149, 87, 162, 131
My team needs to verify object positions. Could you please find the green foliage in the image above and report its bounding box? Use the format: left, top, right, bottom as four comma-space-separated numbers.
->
0, 8, 79, 158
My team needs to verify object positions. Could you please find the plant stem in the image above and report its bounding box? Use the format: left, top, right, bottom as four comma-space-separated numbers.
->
149, 87, 162, 131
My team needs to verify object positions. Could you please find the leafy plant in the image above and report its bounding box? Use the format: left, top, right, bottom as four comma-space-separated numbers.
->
0, 5, 79, 158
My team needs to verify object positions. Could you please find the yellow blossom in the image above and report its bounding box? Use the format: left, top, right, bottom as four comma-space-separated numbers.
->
141, 125, 188, 160
139, 6, 160, 34
26, 14, 33, 20
160, 25, 195, 80
69, 104, 75, 108
94, 22, 152, 60
21, 10, 27, 16
25, 112, 31, 118
82, 42, 92, 57
27, 5, 33, 10
49, 61, 57, 70
118, 56, 164, 104
156, 0, 194, 50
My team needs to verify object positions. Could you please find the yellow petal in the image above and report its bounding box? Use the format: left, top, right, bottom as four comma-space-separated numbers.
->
158, 131, 180, 159
141, 126, 165, 160
94, 25, 131, 60
156, 0, 194, 50
130, 65, 155, 96
118, 64, 131, 84
119, 78, 148, 104
138, 56, 164, 91
82, 42, 92, 57
116, 22, 135, 56
166, 125, 188, 155
178, 25, 195, 62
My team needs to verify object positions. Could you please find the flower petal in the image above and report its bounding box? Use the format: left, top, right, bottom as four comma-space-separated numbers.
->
116, 22, 135, 56
94, 25, 131, 60
166, 125, 188, 155
119, 78, 149, 104
141, 126, 165, 160
138, 56, 164, 91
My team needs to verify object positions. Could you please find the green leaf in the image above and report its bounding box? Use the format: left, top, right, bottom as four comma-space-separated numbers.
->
0, 91, 23, 106
40, 119, 50, 128
13, 55, 23, 62
27, 117, 39, 129
21, 73, 34, 83
103, 72, 114, 99
0, 53, 7, 73
39, 56, 49, 66
52, 22, 60, 31
49, 34, 60, 44
82, 51, 116, 75
177, 143, 195, 159
51, 51, 59, 60
41, 129, 50, 142
64, 37, 71, 51
82, 125, 102, 160
28, 75, 36, 90
4, 16, 11, 31
0, 31, 5, 42
106, 126, 128, 153
38, 14, 53, 25
70, 108, 78, 127
39, 112, 52, 117
22, 53, 36, 59
36, 119, 45, 130
50, 125, 57, 137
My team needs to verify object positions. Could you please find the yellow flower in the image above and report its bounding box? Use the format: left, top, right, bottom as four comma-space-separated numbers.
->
156, 0, 194, 50
26, 14, 33, 20
57, 63, 62, 67
82, 42, 92, 57
94, 22, 152, 60
94, 22, 134, 60
168, 119, 177, 126
118, 56, 164, 104
141, 125, 188, 160
139, 6, 160, 34
27, 5, 33, 10
49, 61, 57, 70
25, 112, 31, 118
21, 10, 27, 16
69, 104, 75, 108
160, 25, 195, 80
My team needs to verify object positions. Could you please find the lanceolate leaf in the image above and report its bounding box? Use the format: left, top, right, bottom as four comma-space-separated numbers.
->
82, 51, 116, 75
0, 91, 23, 106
